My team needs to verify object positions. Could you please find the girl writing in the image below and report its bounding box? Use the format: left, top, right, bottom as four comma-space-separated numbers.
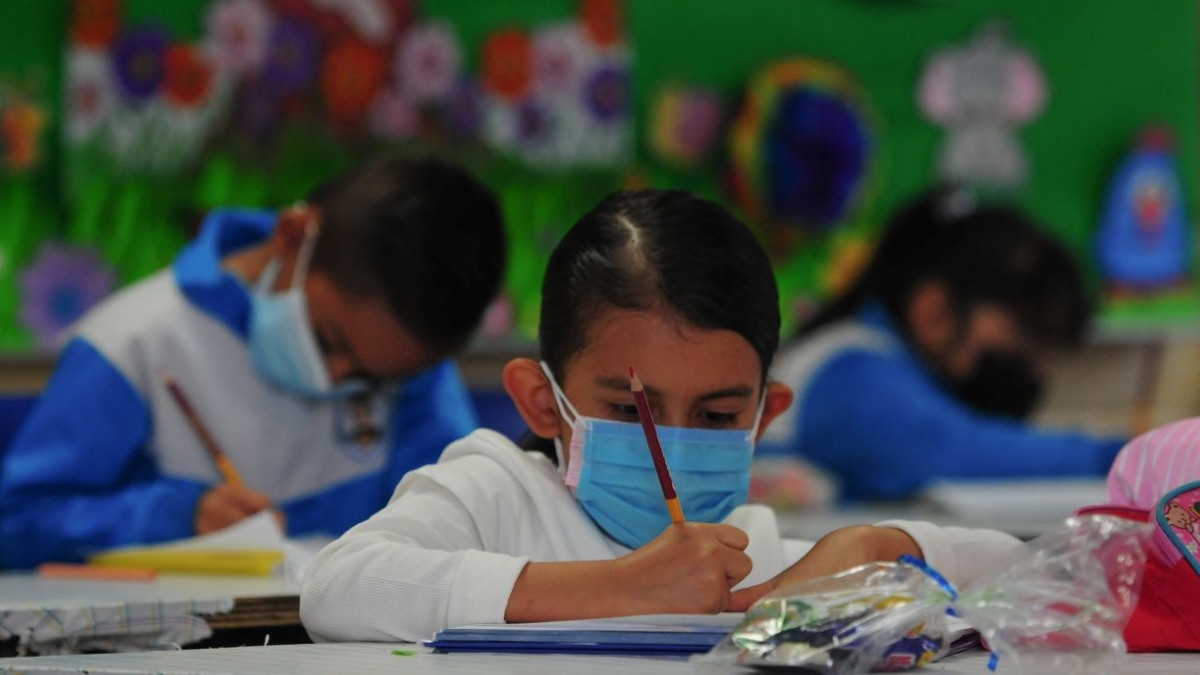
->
299, 189, 1025, 642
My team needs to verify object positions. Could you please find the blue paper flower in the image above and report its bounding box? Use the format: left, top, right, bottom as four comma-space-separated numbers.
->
18, 243, 116, 348
582, 65, 628, 124
111, 25, 169, 102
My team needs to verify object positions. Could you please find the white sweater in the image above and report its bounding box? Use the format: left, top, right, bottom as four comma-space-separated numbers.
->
300, 430, 1025, 642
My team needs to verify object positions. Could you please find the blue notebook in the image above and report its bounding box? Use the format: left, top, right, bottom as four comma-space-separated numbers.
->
424, 613, 741, 655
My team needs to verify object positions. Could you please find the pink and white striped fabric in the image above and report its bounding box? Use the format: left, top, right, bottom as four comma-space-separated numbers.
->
1108, 417, 1200, 508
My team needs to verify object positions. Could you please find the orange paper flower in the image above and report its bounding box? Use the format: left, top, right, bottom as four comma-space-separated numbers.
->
71, 0, 120, 48
482, 29, 532, 101
164, 45, 214, 108
321, 39, 388, 125
581, 0, 622, 47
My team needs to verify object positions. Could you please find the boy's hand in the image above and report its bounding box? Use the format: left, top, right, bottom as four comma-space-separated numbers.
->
613, 522, 753, 614
195, 484, 279, 534
729, 525, 921, 611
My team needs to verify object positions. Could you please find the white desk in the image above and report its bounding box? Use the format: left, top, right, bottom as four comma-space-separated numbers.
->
0, 642, 1195, 674
776, 479, 1112, 541
0, 573, 298, 656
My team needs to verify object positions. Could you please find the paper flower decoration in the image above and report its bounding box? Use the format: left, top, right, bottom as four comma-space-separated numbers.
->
71, 0, 120, 48
368, 86, 419, 141
67, 48, 117, 142
111, 25, 169, 102
582, 64, 627, 124
164, 45, 215, 108
18, 244, 116, 349
581, 0, 622, 48
310, 0, 393, 45
263, 17, 320, 95
650, 85, 723, 168
397, 22, 462, 104
204, 0, 273, 78
442, 79, 483, 137
479, 294, 515, 340
532, 23, 588, 96
1, 99, 47, 172
483, 29, 533, 101
729, 58, 872, 233
321, 39, 388, 125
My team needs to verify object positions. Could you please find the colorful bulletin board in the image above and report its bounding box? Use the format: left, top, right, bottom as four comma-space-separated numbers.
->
0, 0, 1197, 355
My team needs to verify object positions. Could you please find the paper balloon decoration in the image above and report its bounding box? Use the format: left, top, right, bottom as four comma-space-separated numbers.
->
728, 58, 872, 234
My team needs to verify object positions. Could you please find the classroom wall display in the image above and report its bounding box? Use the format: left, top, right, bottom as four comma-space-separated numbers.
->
1096, 126, 1193, 322
0, 0, 1197, 355
918, 21, 1047, 190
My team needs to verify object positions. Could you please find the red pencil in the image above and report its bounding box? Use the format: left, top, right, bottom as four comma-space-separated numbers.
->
160, 369, 244, 487
629, 366, 685, 523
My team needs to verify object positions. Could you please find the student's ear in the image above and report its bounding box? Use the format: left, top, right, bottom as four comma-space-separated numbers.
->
502, 358, 563, 440
906, 280, 957, 356
755, 380, 794, 442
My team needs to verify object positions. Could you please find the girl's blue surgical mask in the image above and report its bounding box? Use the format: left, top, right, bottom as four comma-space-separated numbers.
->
248, 223, 366, 400
540, 362, 763, 550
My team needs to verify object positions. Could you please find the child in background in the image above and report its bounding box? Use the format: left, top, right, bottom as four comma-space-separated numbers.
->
299, 189, 1027, 643
0, 156, 506, 569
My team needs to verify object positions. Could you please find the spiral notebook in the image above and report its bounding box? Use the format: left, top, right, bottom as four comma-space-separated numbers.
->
424, 613, 742, 655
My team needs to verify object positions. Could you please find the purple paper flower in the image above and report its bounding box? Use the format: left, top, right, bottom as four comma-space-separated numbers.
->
515, 100, 552, 145
442, 79, 483, 137
111, 25, 169, 102
582, 65, 628, 124
263, 17, 319, 95
18, 243, 116, 348
532, 24, 587, 96
397, 22, 462, 104
205, 0, 274, 78
368, 86, 419, 141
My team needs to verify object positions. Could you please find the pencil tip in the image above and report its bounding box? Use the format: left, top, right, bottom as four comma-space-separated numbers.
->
629, 366, 643, 391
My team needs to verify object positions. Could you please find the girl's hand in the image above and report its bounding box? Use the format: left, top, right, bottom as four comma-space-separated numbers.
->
613, 522, 754, 614
505, 522, 752, 623
729, 525, 921, 611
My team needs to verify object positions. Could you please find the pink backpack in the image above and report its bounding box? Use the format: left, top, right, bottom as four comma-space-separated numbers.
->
1078, 418, 1200, 651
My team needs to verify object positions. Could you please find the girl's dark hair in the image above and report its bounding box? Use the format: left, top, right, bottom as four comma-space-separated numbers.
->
306, 155, 506, 357
539, 189, 781, 384
797, 186, 1091, 349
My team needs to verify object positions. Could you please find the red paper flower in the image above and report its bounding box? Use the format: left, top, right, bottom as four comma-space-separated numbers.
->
482, 29, 533, 101
71, 0, 121, 48
321, 39, 388, 125
580, 0, 622, 47
164, 45, 214, 108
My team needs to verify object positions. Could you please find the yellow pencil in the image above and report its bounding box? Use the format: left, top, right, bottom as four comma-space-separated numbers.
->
160, 369, 244, 487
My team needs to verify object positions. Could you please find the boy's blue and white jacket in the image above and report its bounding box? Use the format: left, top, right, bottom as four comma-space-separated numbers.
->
0, 210, 477, 569
758, 302, 1126, 502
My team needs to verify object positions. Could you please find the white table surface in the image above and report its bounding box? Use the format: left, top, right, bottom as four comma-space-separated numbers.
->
0, 642, 1195, 675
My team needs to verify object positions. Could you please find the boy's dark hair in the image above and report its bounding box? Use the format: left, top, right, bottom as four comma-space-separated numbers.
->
797, 186, 1091, 349
306, 155, 506, 356
539, 189, 780, 384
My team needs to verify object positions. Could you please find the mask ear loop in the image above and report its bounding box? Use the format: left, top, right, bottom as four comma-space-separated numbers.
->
747, 387, 769, 442
538, 361, 579, 475
289, 215, 318, 291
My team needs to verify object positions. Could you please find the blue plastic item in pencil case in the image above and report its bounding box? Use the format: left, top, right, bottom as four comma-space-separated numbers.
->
696, 515, 1149, 674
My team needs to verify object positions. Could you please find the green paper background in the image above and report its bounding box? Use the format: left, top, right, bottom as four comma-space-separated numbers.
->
0, 0, 1197, 354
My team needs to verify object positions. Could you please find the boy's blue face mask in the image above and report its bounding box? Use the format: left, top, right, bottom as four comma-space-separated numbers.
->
541, 362, 763, 550
248, 222, 367, 400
